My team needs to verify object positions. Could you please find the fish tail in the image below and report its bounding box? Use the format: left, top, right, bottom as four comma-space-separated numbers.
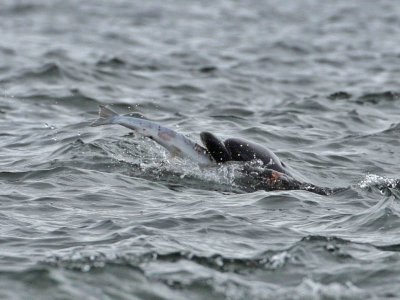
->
91, 105, 119, 126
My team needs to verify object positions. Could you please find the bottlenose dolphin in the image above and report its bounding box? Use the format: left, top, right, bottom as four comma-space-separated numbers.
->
199, 131, 336, 194
91, 106, 335, 195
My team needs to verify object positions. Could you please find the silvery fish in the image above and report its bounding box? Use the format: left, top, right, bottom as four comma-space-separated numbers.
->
91, 105, 215, 166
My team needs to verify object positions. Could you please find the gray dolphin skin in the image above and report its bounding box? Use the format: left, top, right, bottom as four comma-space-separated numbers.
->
91, 105, 215, 166
200, 131, 337, 195
200, 131, 291, 176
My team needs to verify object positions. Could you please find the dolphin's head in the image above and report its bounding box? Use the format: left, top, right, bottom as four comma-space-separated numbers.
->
200, 132, 232, 163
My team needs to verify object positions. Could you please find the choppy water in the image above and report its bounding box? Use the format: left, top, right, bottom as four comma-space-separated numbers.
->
1, 0, 400, 299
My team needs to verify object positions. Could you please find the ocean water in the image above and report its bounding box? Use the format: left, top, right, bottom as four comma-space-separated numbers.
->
1, 0, 400, 299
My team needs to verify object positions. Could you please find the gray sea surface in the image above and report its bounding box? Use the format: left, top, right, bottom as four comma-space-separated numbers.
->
1, 0, 400, 299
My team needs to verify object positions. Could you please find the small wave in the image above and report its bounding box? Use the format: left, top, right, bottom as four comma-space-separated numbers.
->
0, 46, 15, 55
0, 63, 65, 85
0, 166, 89, 183
357, 91, 400, 104
20, 88, 101, 109
44, 247, 290, 274
42, 236, 376, 299
198, 65, 218, 73
283, 97, 330, 112
327, 91, 400, 105
0, 2, 43, 15
324, 182, 400, 235
96, 56, 162, 72
328, 91, 352, 100
210, 107, 255, 118
161, 84, 204, 94
379, 122, 400, 135
273, 41, 310, 55
279, 278, 367, 300
359, 174, 399, 190
43, 235, 384, 275
96, 56, 126, 67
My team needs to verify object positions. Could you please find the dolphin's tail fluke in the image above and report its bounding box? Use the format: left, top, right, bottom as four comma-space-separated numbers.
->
91, 105, 119, 126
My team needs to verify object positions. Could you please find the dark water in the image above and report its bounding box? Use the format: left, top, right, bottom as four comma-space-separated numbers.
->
1, 0, 400, 299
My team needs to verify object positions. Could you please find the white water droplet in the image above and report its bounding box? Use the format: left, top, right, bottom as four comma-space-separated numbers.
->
82, 264, 91, 272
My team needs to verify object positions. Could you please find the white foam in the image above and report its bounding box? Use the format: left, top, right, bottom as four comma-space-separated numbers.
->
359, 174, 398, 189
